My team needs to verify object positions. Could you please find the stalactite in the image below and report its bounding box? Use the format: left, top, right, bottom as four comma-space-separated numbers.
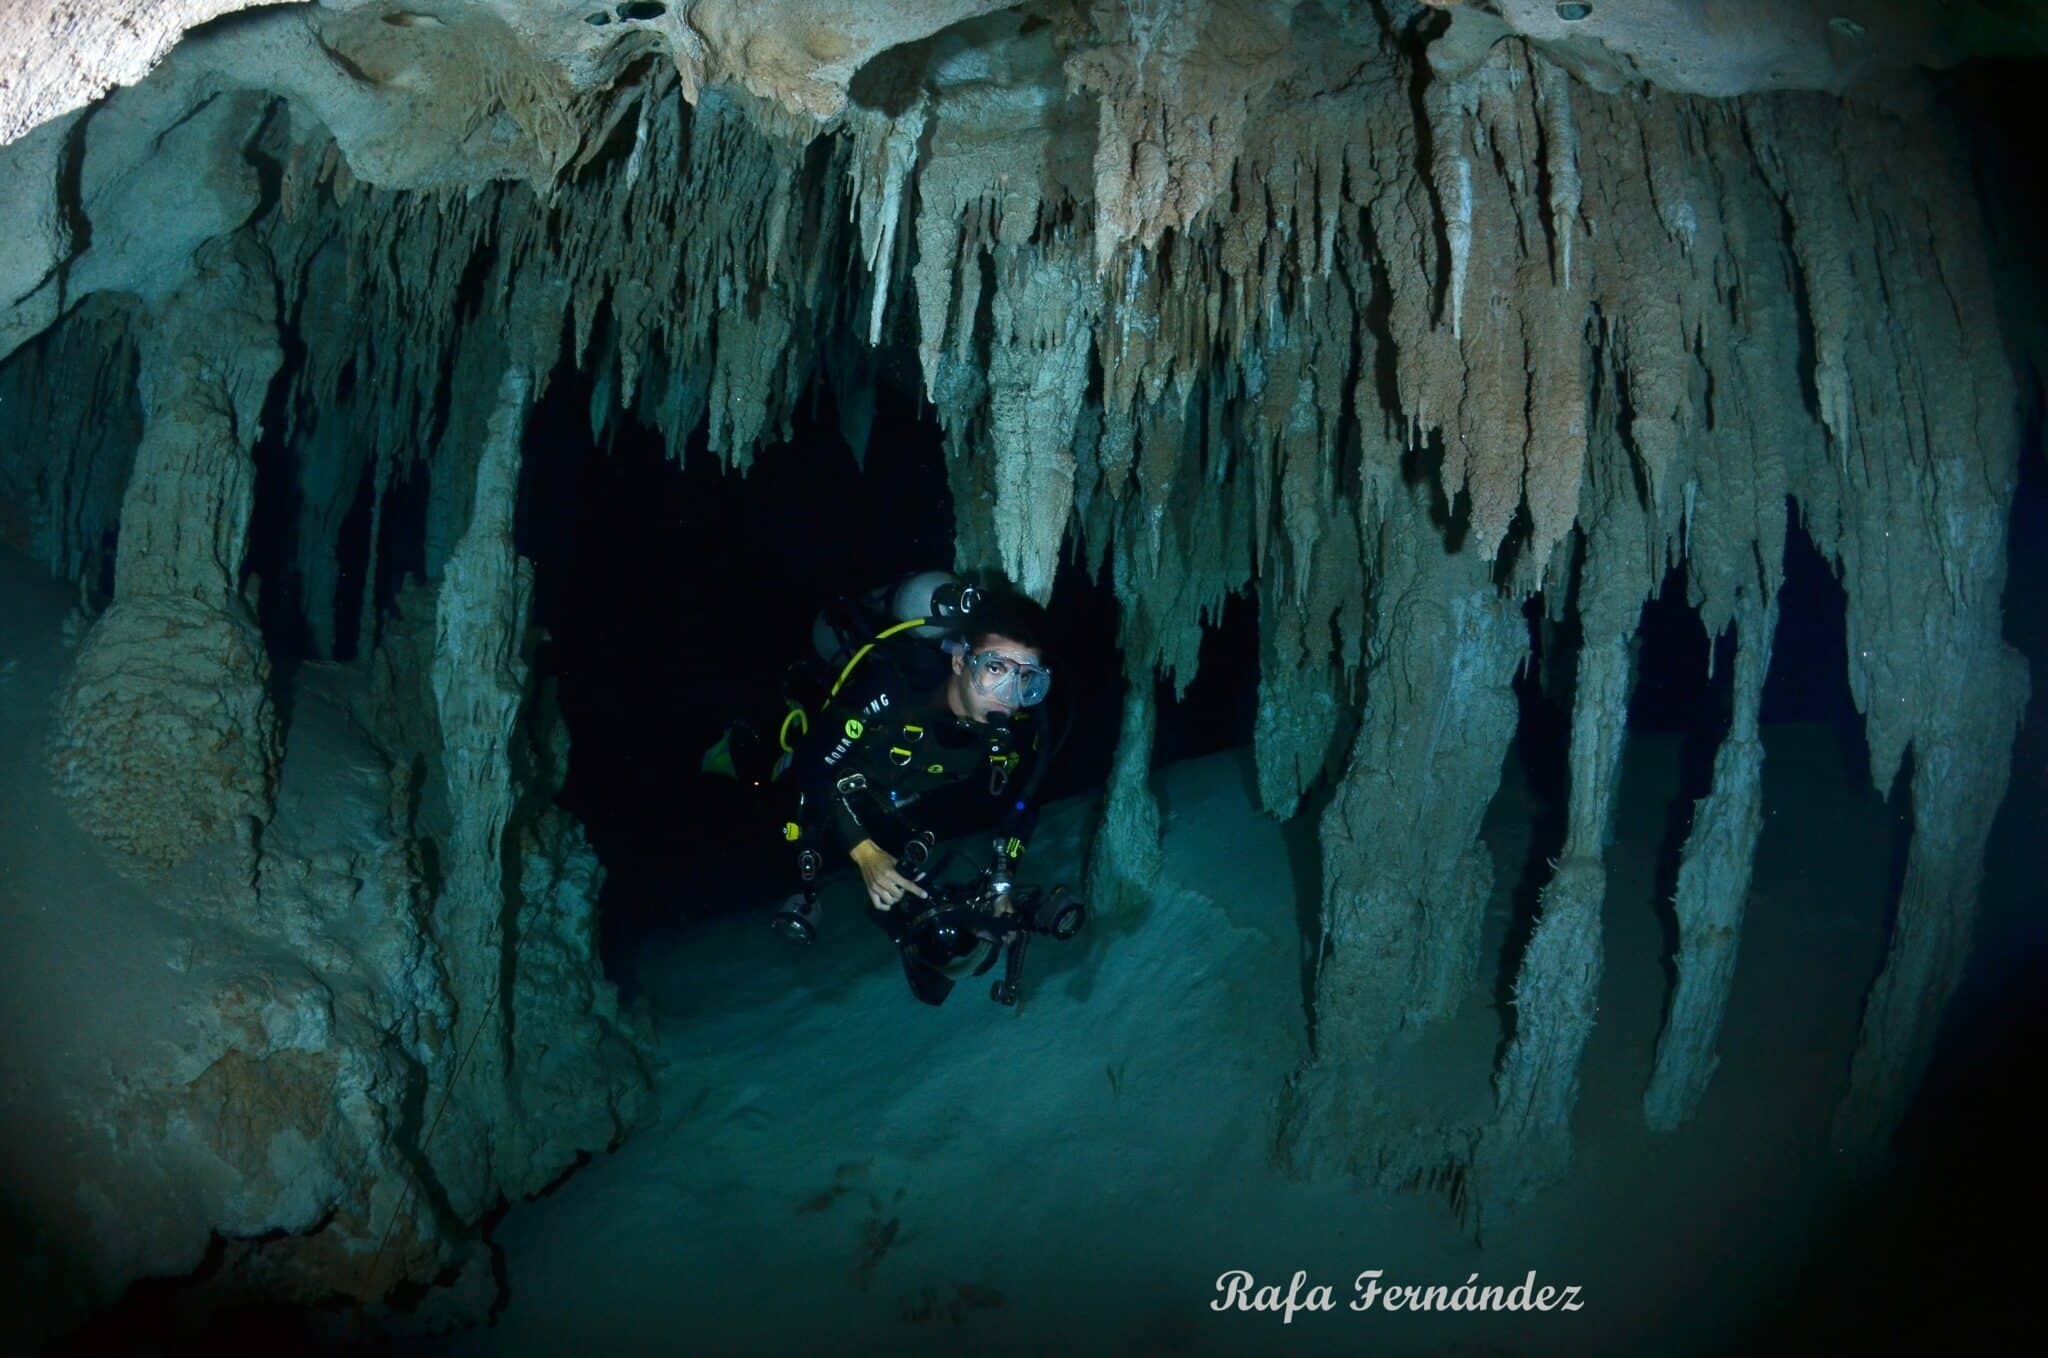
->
1064, 0, 1291, 272
0, 295, 139, 592
1106, 393, 1257, 701
0, 0, 2030, 1257
356, 442, 391, 656
1250, 494, 1363, 821
1747, 95, 2031, 1161
1643, 593, 1778, 1131
986, 233, 1099, 603
1537, 55, 1579, 289
1831, 645, 2027, 1159
292, 415, 369, 659
845, 97, 929, 345
1474, 627, 1630, 1211
1445, 153, 1473, 342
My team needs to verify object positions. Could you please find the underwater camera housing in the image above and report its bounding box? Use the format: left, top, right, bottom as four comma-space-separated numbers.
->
892, 864, 1087, 1008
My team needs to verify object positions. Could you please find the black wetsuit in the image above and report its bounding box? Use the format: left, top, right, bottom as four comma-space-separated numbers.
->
786, 635, 1045, 867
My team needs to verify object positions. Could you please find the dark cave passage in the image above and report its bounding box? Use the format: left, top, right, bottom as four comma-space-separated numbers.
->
514, 363, 964, 963
506, 358, 1261, 981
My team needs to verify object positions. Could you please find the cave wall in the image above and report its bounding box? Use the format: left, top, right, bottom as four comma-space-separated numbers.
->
0, 0, 2036, 1312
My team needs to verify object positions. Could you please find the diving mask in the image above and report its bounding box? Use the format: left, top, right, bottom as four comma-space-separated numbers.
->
966, 649, 1052, 707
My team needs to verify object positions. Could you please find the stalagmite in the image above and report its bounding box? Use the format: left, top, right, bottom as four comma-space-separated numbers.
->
1086, 659, 1163, 922
1643, 593, 1778, 1131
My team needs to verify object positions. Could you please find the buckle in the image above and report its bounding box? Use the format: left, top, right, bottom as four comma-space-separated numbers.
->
836, 772, 868, 794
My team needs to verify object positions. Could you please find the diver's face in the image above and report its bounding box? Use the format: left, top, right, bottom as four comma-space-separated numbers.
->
949, 632, 1044, 725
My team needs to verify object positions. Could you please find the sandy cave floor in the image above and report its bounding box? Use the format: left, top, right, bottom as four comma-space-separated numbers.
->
427, 712, 1928, 1357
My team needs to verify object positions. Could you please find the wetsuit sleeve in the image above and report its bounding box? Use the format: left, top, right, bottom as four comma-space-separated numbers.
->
789, 665, 895, 856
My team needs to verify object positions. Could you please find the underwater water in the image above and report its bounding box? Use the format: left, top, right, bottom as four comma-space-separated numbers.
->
384, 391, 2046, 1358
407, 708, 2038, 1357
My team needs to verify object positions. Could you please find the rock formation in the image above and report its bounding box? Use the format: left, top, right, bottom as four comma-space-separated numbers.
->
49, 234, 283, 870
0, 0, 2036, 1323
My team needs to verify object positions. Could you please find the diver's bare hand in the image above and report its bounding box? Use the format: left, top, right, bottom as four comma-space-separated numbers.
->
851, 840, 929, 912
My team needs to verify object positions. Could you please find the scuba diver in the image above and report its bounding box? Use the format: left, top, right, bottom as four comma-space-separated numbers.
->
706, 570, 1078, 1005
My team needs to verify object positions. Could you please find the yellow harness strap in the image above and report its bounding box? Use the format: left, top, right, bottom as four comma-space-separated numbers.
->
829, 618, 931, 701
779, 617, 932, 753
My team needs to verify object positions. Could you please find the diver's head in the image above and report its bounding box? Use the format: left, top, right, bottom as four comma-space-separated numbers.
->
944, 590, 1055, 725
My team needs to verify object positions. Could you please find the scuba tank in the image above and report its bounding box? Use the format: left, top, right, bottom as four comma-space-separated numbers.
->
702, 571, 979, 784
809, 570, 978, 671
782, 570, 978, 753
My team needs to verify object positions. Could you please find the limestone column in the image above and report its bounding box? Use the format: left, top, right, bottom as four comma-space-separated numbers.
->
49, 234, 283, 868
1310, 478, 1525, 1061
1831, 637, 2027, 1161
426, 362, 535, 1216
1476, 525, 1640, 1212
1643, 592, 1778, 1130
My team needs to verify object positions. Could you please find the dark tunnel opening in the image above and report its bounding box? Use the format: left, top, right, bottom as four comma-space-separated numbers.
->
514, 361, 963, 971
507, 356, 1262, 983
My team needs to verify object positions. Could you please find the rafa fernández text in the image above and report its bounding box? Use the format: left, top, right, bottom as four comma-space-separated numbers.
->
1211, 1269, 1586, 1323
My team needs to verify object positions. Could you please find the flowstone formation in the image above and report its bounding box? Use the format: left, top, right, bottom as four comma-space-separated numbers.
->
0, 0, 2035, 1320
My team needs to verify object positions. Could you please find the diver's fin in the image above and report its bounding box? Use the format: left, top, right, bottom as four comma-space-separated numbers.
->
701, 729, 739, 779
